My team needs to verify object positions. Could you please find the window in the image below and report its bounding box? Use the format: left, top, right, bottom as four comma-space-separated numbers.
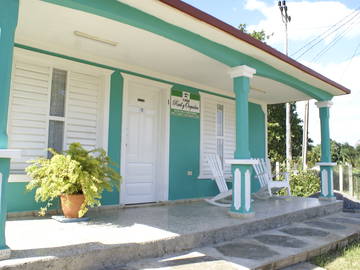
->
8, 56, 105, 178
216, 104, 224, 168
48, 68, 67, 156
199, 93, 235, 179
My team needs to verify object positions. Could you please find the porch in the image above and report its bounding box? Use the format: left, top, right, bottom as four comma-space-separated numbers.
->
0, 0, 352, 262
1, 197, 341, 269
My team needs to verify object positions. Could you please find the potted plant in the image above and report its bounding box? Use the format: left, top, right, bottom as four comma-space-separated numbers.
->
25, 143, 121, 218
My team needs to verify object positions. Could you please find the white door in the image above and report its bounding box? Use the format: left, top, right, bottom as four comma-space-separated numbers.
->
122, 81, 161, 204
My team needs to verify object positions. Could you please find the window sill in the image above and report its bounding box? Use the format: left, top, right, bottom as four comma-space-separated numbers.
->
0, 149, 22, 159
8, 174, 30, 183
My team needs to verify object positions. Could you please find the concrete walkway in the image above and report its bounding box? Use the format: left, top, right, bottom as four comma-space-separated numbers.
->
0, 197, 342, 269
123, 211, 360, 270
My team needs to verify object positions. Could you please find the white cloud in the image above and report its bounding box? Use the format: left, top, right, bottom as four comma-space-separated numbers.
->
244, 0, 360, 46
244, 0, 360, 146
245, 0, 268, 11
297, 56, 360, 146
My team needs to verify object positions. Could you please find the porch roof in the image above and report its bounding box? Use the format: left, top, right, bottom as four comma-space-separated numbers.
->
159, 0, 351, 96
15, 0, 350, 104
124, 0, 351, 97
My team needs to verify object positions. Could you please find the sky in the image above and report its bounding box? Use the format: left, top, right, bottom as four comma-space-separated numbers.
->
183, 0, 360, 147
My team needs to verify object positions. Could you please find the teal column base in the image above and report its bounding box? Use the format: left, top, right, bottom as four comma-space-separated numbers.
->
228, 164, 254, 217
317, 163, 336, 199
318, 196, 337, 201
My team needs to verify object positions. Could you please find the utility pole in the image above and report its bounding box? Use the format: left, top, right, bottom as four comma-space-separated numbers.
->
278, 1, 292, 172
302, 100, 309, 170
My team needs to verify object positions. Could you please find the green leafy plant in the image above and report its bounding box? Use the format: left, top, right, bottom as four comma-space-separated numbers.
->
278, 169, 320, 197
26, 143, 121, 217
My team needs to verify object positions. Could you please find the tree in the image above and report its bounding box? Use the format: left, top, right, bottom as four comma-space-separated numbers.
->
307, 140, 360, 168
238, 23, 272, 42
238, 24, 307, 164
268, 103, 306, 163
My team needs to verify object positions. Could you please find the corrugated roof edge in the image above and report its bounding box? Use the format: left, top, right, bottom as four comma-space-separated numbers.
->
159, 0, 351, 95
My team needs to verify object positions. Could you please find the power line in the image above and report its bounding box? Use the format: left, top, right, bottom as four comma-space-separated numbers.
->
295, 10, 360, 60
291, 5, 360, 58
341, 42, 360, 79
311, 14, 360, 62
291, 5, 360, 59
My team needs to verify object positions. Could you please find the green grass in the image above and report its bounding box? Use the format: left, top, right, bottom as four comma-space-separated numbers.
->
310, 241, 360, 270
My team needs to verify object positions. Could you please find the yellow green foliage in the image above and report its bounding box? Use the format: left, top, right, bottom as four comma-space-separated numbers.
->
26, 143, 121, 217
311, 240, 360, 270
289, 170, 320, 197
278, 169, 320, 197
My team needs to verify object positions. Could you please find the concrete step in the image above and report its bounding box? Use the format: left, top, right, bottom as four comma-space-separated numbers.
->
0, 198, 343, 270
124, 211, 360, 270
281, 262, 326, 270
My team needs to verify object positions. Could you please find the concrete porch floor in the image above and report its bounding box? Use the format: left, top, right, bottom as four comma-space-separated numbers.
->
1, 197, 342, 269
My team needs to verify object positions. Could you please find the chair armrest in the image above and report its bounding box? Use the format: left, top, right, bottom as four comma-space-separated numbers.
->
273, 172, 290, 181
254, 172, 267, 178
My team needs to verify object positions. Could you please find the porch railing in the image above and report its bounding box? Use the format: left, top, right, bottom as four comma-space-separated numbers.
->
333, 163, 360, 200
273, 161, 360, 199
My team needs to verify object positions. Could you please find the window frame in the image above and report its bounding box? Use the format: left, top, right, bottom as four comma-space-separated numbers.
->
216, 104, 225, 170
46, 68, 69, 155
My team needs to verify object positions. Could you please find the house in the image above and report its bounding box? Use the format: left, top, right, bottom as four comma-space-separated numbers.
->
0, 0, 350, 253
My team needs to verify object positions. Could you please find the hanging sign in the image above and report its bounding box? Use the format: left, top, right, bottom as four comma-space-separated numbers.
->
171, 90, 200, 118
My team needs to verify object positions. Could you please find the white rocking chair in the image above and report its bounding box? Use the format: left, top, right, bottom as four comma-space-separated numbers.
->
205, 154, 232, 207
252, 158, 291, 198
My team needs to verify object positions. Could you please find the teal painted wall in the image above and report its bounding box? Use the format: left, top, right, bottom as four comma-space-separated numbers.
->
7, 182, 60, 213
6, 50, 266, 212
101, 71, 123, 205
249, 103, 266, 192
168, 85, 219, 200
7, 81, 266, 212
168, 85, 266, 200
249, 104, 266, 159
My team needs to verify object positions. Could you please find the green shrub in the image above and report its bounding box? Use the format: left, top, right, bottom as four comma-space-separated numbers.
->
287, 169, 320, 197
26, 143, 121, 217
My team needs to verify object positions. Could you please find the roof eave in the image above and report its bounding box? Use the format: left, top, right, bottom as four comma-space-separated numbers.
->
159, 0, 351, 96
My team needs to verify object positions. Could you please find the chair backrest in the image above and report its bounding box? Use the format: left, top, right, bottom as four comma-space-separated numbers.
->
252, 158, 273, 188
207, 154, 228, 193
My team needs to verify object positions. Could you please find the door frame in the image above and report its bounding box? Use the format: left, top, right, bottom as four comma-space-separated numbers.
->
120, 73, 171, 204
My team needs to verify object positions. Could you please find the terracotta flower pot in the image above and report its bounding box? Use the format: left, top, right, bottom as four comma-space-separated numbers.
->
60, 194, 85, 218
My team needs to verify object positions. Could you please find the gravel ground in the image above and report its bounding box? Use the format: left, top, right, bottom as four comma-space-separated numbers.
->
310, 191, 360, 212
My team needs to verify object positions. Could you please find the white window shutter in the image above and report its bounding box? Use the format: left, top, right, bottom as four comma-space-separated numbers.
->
223, 101, 235, 176
8, 61, 51, 174
200, 94, 235, 178
65, 71, 102, 150
200, 97, 217, 178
